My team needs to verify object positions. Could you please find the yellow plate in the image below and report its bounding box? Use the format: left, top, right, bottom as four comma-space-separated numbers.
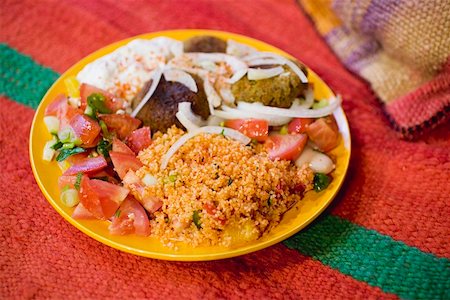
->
29, 29, 351, 261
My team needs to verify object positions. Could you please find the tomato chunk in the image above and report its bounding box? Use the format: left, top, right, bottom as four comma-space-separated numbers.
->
69, 114, 101, 147
109, 197, 151, 236
225, 119, 269, 142
58, 175, 77, 190
306, 116, 339, 152
288, 118, 313, 134
109, 152, 143, 179
122, 170, 162, 213
99, 114, 141, 139
78, 175, 104, 219
72, 203, 95, 220
80, 83, 124, 112
45, 94, 67, 116
126, 127, 152, 154
63, 156, 108, 176
265, 134, 307, 161
55, 98, 82, 129
89, 179, 129, 219
112, 138, 135, 155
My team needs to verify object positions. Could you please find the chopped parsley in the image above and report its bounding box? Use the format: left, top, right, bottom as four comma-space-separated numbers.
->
193, 210, 202, 229
114, 209, 121, 218
74, 172, 83, 191
228, 178, 234, 186
56, 147, 85, 162
97, 138, 112, 158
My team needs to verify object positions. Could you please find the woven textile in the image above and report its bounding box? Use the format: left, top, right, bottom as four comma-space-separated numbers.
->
1, 0, 449, 299
299, 0, 450, 138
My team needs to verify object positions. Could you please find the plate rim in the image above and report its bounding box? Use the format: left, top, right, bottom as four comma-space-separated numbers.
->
29, 29, 351, 261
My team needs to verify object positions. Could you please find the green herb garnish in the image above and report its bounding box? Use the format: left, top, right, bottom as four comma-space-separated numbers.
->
193, 210, 202, 229
97, 138, 112, 158
220, 129, 225, 136
74, 172, 83, 191
56, 147, 85, 162
62, 142, 75, 149
51, 141, 64, 150
114, 209, 121, 218
61, 185, 71, 192
313, 173, 331, 192
228, 178, 233, 186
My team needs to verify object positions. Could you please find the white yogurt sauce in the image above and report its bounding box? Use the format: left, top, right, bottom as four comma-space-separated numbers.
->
77, 37, 183, 102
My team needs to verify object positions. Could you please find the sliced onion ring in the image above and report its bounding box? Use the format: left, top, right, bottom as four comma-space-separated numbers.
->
176, 102, 205, 131
203, 79, 222, 111
161, 126, 251, 170
163, 69, 197, 92
131, 68, 162, 117
214, 105, 292, 126
236, 95, 342, 118
247, 66, 284, 80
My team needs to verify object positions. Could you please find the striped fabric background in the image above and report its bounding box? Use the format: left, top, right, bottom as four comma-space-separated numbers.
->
1, 1, 449, 299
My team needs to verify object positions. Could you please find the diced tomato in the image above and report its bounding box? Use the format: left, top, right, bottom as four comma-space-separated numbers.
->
99, 114, 141, 140
126, 127, 152, 154
77, 176, 129, 220
112, 138, 135, 155
141, 196, 163, 213
66, 152, 89, 165
109, 152, 143, 179
56, 98, 82, 129
122, 170, 162, 213
58, 175, 77, 190
69, 114, 101, 148
63, 156, 108, 176
80, 83, 124, 112
109, 197, 151, 236
288, 118, 314, 134
72, 203, 95, 220
265, 134, 308, 161
78, 175, 104, 219
224, 119, 269, 142
45, 94, 67, 116
203, 202, 217, 215
89, 179, 129, 219
89, 169, 119, 184
306, 116, 339, 152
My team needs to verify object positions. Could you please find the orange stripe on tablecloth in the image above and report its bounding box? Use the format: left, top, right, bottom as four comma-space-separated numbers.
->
0, 0, 127, 73
0, 99, 397, 297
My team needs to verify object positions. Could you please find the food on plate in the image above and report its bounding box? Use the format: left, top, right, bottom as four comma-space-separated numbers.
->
41, 35, 342, 248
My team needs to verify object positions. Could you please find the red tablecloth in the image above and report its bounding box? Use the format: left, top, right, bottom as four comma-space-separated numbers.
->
1, 1, 449, 299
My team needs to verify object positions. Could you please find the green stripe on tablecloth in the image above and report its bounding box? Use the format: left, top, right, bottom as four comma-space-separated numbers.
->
2, 43, 450, 299
284, 215, 450, 299
0, 43, 59, 109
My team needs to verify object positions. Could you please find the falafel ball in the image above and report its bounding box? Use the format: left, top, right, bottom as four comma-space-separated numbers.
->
231, 65, 308, 108
132, 76, 210, 133
184, 36, 227, 53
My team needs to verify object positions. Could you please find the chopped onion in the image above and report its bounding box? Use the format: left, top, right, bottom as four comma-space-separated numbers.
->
163, 68, 197, 92
215, 105, 292, 126
43, 140, 56, 161
226, 39, 257, 57
203, 78, 222, 111
43, 116, 59, 134
176, 112, 199, 131
247, 66, 284, 80
236, 95, 341, 118
161, 126, 251, 170
131, 68, 162, 117
142, 174, 158, 186
291, 88, 314, 109
295, 146, 335, 174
